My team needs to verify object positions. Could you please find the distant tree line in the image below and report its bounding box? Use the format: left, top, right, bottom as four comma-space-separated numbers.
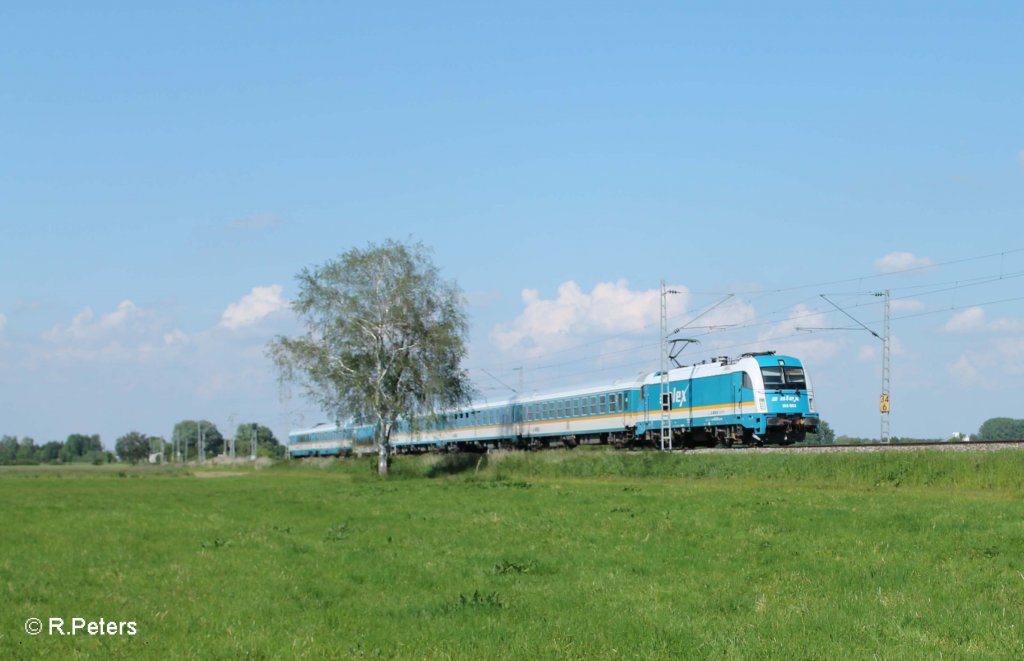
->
1, 422, 284, 466
801, 417, 1024, 445
0, 433, 114, 465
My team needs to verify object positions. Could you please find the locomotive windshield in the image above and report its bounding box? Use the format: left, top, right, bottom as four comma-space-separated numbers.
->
761, 366, 807, 390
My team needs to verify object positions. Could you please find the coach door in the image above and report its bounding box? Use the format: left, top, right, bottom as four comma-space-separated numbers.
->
640, 386, 649, 429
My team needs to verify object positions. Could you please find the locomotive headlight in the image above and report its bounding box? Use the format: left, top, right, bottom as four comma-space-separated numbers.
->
809, 396, 815, 412
758, 398, 767, 412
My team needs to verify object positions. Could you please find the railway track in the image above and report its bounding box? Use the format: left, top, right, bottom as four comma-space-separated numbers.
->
684, 439, 1024, 454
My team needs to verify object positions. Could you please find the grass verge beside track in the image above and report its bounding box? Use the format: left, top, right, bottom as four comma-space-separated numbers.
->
2, 450, 1023, 659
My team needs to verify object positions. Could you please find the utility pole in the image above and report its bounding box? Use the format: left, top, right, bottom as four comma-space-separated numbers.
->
198, 421, 205, 464
876, 289, 891, 443
659, 280, 674, 451
250, 423, 258, 461
818, 292, 892, 444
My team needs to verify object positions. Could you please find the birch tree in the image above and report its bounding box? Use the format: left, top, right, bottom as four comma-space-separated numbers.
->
268, 240, 471, 476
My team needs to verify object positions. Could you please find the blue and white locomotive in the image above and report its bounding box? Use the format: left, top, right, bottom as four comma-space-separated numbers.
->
286, 351, 819, 456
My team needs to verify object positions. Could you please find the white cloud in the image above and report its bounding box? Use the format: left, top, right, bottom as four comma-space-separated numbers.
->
40, 300, 185, 363
492, 280, 689, 358
220, 285, 287, 330
943, 306, 1024, 333
873, 252, 935, 273
996, 337, 1024, 376
891, 298, 927, 314
947, 354, 980, 386
757, 304, 843, 363
988, 318, 1024, 332
944, 307, 987, 332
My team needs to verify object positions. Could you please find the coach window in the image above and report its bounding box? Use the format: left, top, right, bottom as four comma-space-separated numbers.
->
609, 394, 617, 413
597, 395, 604, 414
555, 400, 561, 418
590, 396, 597, 416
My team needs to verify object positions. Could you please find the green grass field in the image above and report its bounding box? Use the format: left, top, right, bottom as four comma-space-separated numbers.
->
2, 450, 1024, 659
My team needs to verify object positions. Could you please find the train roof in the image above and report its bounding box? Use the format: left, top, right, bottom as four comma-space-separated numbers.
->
289, 421, 341, 435
645, 353, 804, 385
463, 374, 649, 410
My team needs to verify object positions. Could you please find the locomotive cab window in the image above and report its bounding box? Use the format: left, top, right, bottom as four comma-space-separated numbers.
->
761, 365, 806, 390
784, 367, 807, 389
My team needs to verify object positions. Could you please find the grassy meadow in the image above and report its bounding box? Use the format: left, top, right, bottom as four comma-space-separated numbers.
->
2, 449, 1024, 659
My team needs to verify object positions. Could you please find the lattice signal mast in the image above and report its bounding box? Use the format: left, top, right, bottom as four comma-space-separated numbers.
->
876, 290, 891, 443
659, 280, 685, 451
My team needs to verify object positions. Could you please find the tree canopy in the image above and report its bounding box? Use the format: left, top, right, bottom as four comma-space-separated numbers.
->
268, 239, 472, 475
804, 420, 835, 445
115, 431, 151, 464
977, 417, 1024, 441
63, 433, 103, 463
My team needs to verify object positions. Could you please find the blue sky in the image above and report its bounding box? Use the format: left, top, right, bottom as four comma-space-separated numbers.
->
2, 2, 1022, 446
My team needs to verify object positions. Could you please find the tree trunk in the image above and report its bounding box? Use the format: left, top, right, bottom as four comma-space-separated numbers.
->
377, 424, 391, 477
377, 443, 389, 477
